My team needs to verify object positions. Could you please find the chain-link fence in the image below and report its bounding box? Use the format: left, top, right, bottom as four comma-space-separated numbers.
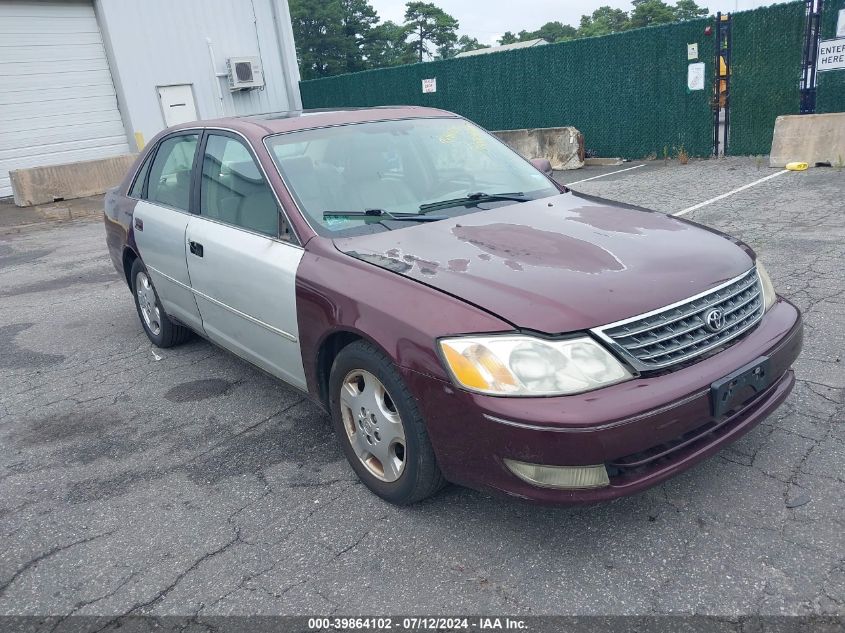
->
728, 3, 805, 155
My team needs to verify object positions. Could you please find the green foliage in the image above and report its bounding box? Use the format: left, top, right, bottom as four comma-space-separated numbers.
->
291, 0, 713, 78
674, 0, 710, 21
518, 21, 579, 43
339, 0, 380, 73
576, 1, 707, 37
629, 0, 678, 28
364, 20, 415, 68
497, 1, 709, 44
404, 1, 459, 62
291, 0, 391, 78
578, 6, 631, 37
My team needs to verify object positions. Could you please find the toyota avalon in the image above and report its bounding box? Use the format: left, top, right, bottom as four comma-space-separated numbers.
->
104, 107, 803, 505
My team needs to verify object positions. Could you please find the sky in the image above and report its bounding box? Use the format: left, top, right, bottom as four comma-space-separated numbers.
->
368, 0, 792, 46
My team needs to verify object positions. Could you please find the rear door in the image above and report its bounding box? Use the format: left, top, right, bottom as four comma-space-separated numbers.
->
132, 132, 204, 332
185, 131, 306, 389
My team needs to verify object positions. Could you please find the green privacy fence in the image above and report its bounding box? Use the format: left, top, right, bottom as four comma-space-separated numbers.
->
301, 18, 714, 158
300, 1, 844, 158
728, 2, 806, 156
818, 0, 845, 114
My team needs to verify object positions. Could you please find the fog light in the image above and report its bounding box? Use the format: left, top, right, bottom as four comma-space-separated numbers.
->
504, 459, 610, 489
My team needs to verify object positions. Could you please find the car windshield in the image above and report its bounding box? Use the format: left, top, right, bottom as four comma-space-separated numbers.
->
265, 117, 559, 236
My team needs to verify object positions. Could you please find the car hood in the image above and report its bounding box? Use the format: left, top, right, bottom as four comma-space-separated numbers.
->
333, 192, 754, 333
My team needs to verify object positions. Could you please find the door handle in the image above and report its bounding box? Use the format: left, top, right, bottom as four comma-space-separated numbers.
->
134, 217, 143, 231
189, 240, 204, 257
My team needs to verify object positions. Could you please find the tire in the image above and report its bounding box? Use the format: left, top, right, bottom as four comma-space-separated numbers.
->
130, 258, 192, 348
329, 340, 446, 505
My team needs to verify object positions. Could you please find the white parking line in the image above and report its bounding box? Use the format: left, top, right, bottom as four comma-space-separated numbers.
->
565, 164, 646, 185
672, 169, 790, 217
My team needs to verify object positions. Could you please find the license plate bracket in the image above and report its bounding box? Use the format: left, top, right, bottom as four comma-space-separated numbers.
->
710, 356, 773, 417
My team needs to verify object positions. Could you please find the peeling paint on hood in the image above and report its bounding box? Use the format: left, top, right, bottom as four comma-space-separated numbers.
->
335, 192, 754, 333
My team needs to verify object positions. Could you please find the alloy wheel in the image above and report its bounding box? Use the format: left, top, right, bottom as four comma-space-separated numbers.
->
135, 271, 162, 336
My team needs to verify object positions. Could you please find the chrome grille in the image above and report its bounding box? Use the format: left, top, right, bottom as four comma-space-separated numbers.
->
593, 268, 764, 371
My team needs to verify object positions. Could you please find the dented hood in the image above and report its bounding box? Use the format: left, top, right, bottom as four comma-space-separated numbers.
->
333, 193, 754, 333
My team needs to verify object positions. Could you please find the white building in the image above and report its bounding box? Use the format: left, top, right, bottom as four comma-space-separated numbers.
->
0, 0, 302, 198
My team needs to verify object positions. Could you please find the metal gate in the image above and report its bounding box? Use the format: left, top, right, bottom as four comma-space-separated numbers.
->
712, 12, 732, 156
799, 0, 825, 113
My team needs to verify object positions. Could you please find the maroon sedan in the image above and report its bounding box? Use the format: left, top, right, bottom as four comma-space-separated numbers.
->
104, 107, 802, 505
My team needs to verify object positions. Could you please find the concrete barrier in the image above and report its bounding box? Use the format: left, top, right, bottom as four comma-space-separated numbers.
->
494, 127, 585, 171
9, 154, 137, 207
770, 113, 845, 168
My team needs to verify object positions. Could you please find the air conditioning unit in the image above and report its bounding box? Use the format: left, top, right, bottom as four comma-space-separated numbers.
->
226, 56, 264, 91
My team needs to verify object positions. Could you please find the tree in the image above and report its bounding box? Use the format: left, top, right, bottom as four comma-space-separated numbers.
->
339, 0, 379, 73
290, 0, 343, 79
629, 0, 677, 28
577, 6, 630, 37
364, 20, 414, 68
404, 1, 459, 62
290, 0, 383, 78
674, 0, 709, 21
498, 31, 519, 45
529, 21, 578, 43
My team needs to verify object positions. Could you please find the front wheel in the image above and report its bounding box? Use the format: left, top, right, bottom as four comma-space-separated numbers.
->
329, 341, 445, 505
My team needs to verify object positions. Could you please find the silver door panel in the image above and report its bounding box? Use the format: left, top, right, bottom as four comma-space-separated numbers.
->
132, 200, 203, 331
185, 217, 306, 390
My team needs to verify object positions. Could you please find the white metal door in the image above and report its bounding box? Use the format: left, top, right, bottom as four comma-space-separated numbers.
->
157, 85, 198, 127
0, 0, 130, 198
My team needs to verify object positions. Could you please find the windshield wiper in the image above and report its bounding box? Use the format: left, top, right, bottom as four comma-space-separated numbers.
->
419, 192, 531, 213
323, 209, 447, 222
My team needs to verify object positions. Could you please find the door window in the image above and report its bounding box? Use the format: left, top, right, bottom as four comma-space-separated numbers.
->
146, 134, 199, 211
200, 134, 281, 238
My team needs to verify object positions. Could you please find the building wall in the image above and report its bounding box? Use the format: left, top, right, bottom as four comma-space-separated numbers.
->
95, 0, 301, 150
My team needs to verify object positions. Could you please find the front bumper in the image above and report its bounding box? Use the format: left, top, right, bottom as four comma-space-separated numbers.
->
403, 299, 803, 504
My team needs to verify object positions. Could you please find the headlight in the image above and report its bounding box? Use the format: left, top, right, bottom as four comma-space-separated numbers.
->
439, 335, 632, 396
756, 261, 777, 311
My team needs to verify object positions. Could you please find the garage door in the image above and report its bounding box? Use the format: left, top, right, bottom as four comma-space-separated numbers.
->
0, 0, 130, 198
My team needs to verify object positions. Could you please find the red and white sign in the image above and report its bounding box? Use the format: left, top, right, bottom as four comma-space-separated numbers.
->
422, 78, 437, 93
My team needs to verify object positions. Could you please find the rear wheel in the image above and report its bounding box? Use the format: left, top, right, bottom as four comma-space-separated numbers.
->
329, 341, 445, 505
130, 258, 191, 348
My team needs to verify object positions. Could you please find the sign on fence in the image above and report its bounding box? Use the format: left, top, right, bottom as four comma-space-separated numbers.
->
422, 78, 437, 93
818, 38, 845, 72
687, 62, 705, 90
837, 9, 845, 38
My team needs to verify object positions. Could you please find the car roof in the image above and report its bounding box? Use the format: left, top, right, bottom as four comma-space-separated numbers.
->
169, 106, 461, 142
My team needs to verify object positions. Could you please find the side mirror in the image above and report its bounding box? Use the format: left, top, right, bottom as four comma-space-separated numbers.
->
530, 158, 553, 176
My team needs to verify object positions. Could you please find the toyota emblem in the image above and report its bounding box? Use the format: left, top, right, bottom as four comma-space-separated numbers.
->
704, 308, 725, 332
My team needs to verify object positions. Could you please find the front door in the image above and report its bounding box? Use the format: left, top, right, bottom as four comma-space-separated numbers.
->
185, 132, 306, 390
132, 132, 204, 332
